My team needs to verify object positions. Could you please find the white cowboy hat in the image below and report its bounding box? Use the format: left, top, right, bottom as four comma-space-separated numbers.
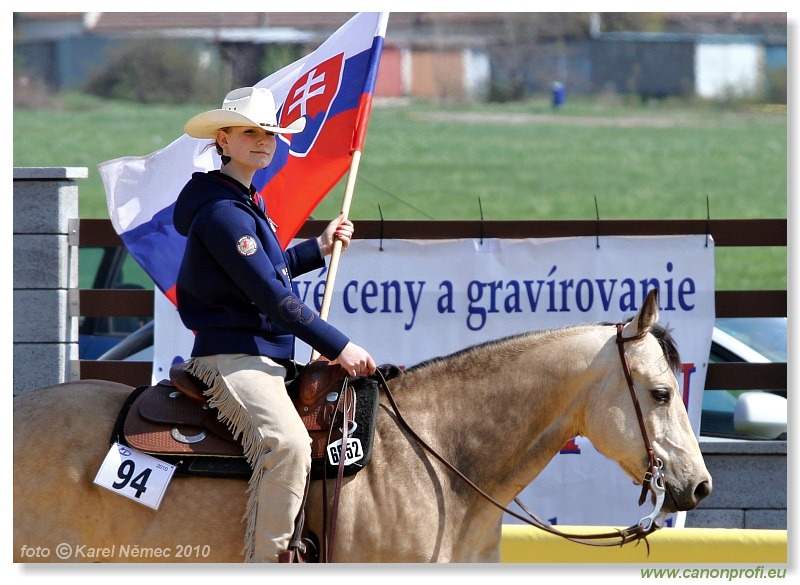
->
184, 86, 306, 139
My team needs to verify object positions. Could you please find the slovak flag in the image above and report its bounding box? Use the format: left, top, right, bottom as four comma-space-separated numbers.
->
99, 12, 389, 305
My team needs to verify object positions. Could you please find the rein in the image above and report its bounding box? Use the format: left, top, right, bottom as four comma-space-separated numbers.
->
372, 321, 667, 549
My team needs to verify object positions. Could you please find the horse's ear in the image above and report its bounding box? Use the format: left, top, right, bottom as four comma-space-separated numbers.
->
626, 288, 659, 337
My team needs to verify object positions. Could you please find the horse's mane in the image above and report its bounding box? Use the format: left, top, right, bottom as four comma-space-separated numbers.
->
401, 320, 681, 376
402, 328, 553, 375
651, 323, 681, 371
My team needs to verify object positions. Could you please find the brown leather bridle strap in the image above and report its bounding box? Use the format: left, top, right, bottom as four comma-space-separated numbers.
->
371, 321, 665, 548
616, 323, 659, 506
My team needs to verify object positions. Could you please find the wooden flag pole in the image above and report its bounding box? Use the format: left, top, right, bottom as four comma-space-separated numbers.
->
311, 149, 363, 360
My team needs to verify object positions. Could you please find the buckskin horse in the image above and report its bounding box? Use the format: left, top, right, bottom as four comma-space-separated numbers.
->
13, 289, 711, 562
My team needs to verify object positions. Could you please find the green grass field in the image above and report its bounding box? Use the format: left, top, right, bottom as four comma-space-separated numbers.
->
13, 93, 787, 290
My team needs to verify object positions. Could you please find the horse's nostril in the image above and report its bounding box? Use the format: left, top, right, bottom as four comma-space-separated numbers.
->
694, 480, 712, 501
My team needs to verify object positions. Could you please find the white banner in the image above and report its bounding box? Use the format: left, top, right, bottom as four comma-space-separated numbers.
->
154, 235, 715, 527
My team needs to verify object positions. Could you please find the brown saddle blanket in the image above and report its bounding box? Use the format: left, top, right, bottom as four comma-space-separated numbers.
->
114, 360, 386, 480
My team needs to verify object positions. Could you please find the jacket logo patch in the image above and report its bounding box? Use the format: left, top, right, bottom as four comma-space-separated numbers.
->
237, 235, 258, 256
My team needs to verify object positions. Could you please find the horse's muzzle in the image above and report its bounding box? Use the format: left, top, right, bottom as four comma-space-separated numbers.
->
664, 477, 713, 512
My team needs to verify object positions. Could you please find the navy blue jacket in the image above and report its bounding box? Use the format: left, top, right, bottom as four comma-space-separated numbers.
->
173, 171, 349, 360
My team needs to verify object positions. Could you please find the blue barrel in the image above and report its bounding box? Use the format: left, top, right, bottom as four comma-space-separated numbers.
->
551, 82, 566, 107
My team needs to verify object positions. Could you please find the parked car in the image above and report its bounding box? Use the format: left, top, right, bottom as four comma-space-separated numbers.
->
701, 317, 787, 441
78, 246, 153, 359
97, 319, 154, 361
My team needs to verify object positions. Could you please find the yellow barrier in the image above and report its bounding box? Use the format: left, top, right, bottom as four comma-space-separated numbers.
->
501, 525, 787, 564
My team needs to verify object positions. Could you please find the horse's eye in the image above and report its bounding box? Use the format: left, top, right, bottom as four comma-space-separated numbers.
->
651, 387, 671, 404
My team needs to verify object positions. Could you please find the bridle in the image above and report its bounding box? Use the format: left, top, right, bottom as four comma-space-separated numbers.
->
615, 322, 667, 532
368, 321, 668, 550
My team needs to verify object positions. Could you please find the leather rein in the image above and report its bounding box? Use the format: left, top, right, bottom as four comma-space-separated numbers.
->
367, 322, 667, 550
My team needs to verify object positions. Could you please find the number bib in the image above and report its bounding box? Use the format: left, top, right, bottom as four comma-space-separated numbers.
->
327, 437, 364, 467
94, 443, 176, 510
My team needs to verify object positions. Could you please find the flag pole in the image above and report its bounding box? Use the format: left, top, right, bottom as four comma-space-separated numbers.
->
311, 149, 363, 360
309, 12, 385, 360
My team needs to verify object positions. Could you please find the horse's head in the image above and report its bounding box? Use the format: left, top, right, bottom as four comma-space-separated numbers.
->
583, 289, 712, 514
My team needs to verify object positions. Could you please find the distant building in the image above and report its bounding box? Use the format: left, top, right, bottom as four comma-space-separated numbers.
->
592, 32, 769, 100
13, 12, 786, 103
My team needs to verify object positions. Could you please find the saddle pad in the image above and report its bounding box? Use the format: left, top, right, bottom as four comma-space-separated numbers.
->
309, 375, 380, 480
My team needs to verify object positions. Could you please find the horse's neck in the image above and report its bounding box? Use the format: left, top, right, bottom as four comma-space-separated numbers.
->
396, 327, 604, 503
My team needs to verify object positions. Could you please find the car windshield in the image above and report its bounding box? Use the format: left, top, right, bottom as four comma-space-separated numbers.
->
713, 318, 787, 362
